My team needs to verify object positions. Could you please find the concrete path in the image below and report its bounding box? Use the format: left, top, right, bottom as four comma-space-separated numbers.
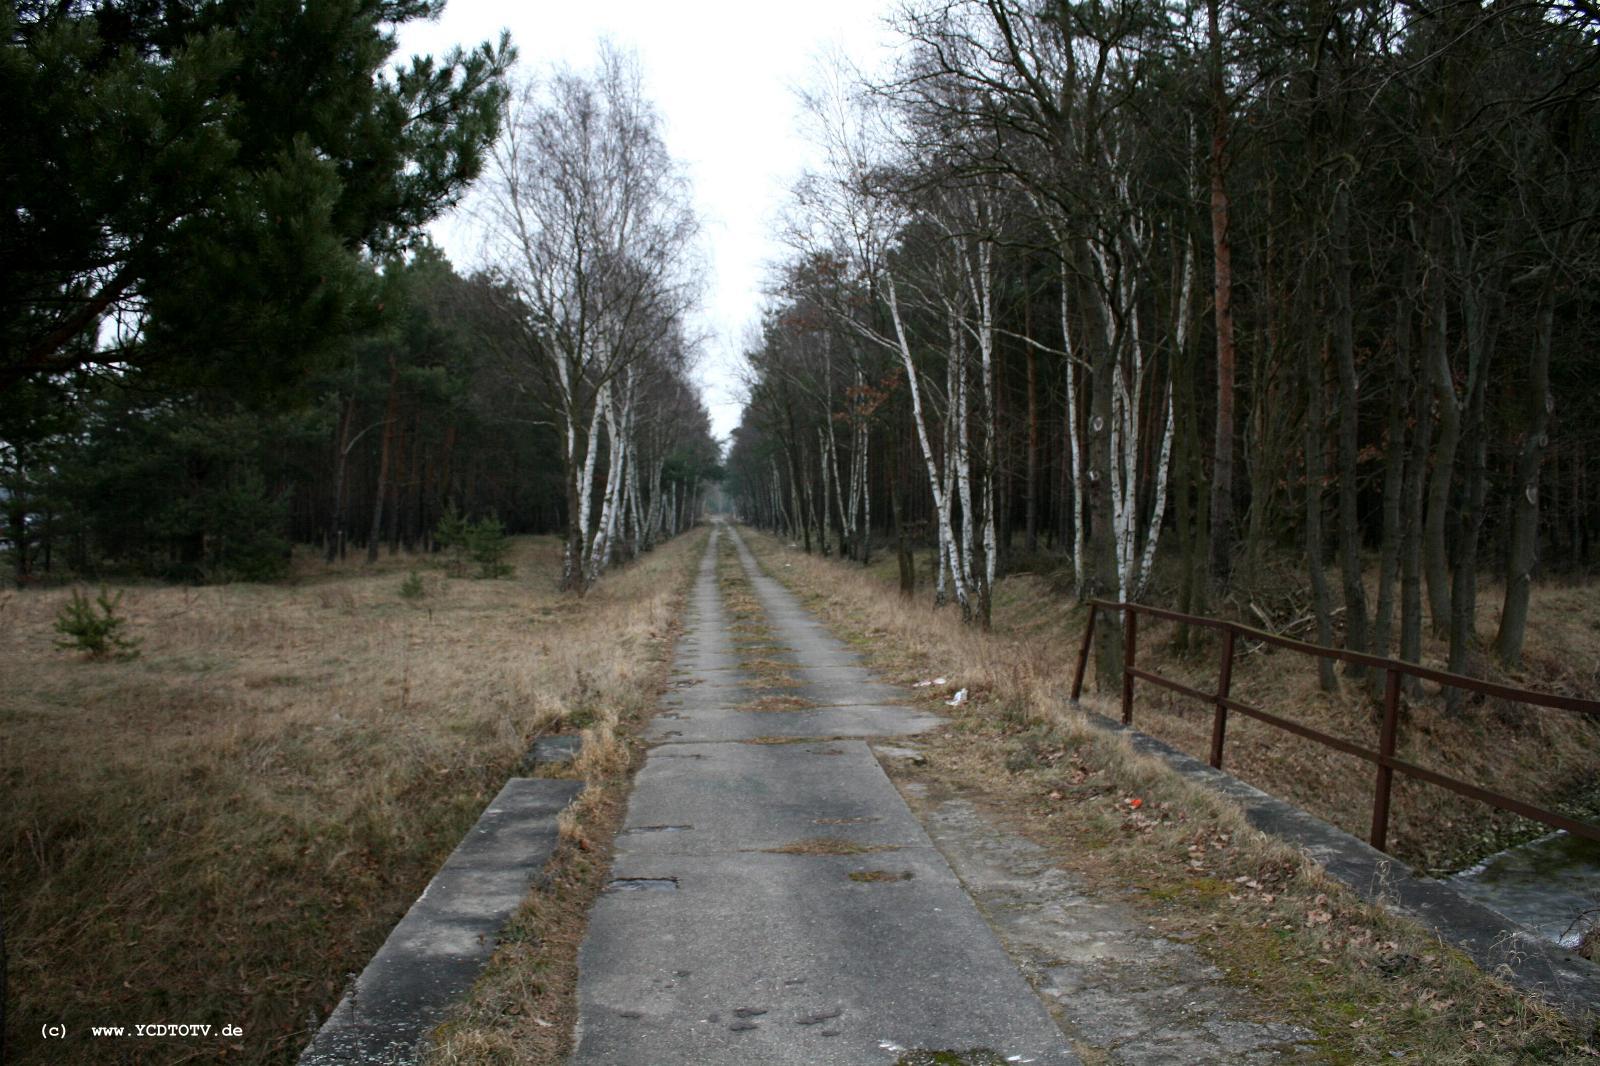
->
572, 523, 1077, 1065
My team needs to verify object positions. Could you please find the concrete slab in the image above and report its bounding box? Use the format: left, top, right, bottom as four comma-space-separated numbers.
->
660, 678, 912, 711
299, 778, 582, 1064
893, 774, 1318, 1061
615, 741, 929, 855
517, 734, 582, 774
672, 648, 801, 674
645, 704, 944, 744
671, 662, 883, 683
790, 676, 911, 705
574, 849, 1077, 1064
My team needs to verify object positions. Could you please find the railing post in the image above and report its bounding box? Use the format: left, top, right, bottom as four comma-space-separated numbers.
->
1071, 601, 1098, 702
1370, 667, 1401, 852
1209, 626, 1236, 769
1121, 607, 1138, 726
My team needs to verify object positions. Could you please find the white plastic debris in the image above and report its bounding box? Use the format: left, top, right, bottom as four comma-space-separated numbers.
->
945, 688, 968, 706
912, 676, 948, 688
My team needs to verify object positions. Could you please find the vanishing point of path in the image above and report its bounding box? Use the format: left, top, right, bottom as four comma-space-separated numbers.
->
571, 521, 1075, 1064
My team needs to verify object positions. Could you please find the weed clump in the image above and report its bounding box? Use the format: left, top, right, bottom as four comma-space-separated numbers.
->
1004, 724, 1074, 773
53, 587, 140, 659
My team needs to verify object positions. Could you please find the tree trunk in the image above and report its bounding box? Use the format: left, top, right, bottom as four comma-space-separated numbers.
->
1207, 0, 1237, 593
886, 273, 969, 614
1025, 305, 1040, 554
890, 424, 915, 596
1444, 274, 1500, 708
1494, 275, 1556, 668
1331, 186, 1370, 674
1306, 337, 1338, 692
7, 495, 26, 587
327, 397, 354, 563
1368, 264, 1414, 695
1422, 233, 1457, 635
1399, 325, 1431, 696
366, 355, 400, 564
1084, 256, 1122, 690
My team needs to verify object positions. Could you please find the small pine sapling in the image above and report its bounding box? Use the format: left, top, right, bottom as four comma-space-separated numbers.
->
399, 570, 426, 599
434, 503, 473, 577
54, 587, 141, 659
434, 505, 512, 579
466, 515, 513, 578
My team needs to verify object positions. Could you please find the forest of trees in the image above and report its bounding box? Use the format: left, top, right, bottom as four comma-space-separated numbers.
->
1, 3, 718, 589
728, 0, 1600, 687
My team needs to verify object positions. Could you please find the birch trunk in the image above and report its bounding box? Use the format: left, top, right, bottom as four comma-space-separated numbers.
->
886, 274, 968, 613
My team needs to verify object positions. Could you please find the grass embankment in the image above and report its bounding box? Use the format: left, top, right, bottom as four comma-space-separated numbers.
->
815, 543, 1600, 875
1084, 557, 1600, 876
743, 530, 1598, 1064
1, 531, 705, 1064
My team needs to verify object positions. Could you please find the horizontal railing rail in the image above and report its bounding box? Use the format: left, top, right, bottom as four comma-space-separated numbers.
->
1071, 599, 1600, 853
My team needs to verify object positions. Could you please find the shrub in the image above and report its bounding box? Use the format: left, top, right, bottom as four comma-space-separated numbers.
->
465, 515, 513, 579
435, 503, 473, 577
399, 571, 426, 600
54, 587, 141, 659
435, 505, 512, 579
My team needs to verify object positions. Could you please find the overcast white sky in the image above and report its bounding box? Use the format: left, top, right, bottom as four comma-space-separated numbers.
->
394, 1, 901, 446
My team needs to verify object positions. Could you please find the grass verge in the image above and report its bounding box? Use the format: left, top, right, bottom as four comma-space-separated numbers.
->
794, 540, 1600, 874
421, 530, 709, 1064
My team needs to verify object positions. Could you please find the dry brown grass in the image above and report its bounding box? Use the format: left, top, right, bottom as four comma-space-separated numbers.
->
762, 837, 892, 856
427, 771, 631, 1066
1073, 574, 1600, 874
1, 531, 706, 1064
713, 535, 804, 694
742, 528, 1599, 1063
750, 537, 1600, 874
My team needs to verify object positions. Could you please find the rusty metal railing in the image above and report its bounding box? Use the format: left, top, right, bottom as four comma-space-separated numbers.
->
1070, 600, 1600, 853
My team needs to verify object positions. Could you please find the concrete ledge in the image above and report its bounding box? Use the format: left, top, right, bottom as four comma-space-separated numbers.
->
1081, 710, 1600, 1024
299, 777, 584, 1064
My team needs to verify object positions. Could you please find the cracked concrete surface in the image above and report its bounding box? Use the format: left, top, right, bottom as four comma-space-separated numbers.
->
889, 773, 1320, 1064
572, 523, 1074, 1064
571, 522, 1322, 1064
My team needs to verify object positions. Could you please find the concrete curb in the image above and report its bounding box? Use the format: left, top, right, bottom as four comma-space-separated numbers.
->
299, 777, 583, 1064
1080, 709, 1600, 1024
